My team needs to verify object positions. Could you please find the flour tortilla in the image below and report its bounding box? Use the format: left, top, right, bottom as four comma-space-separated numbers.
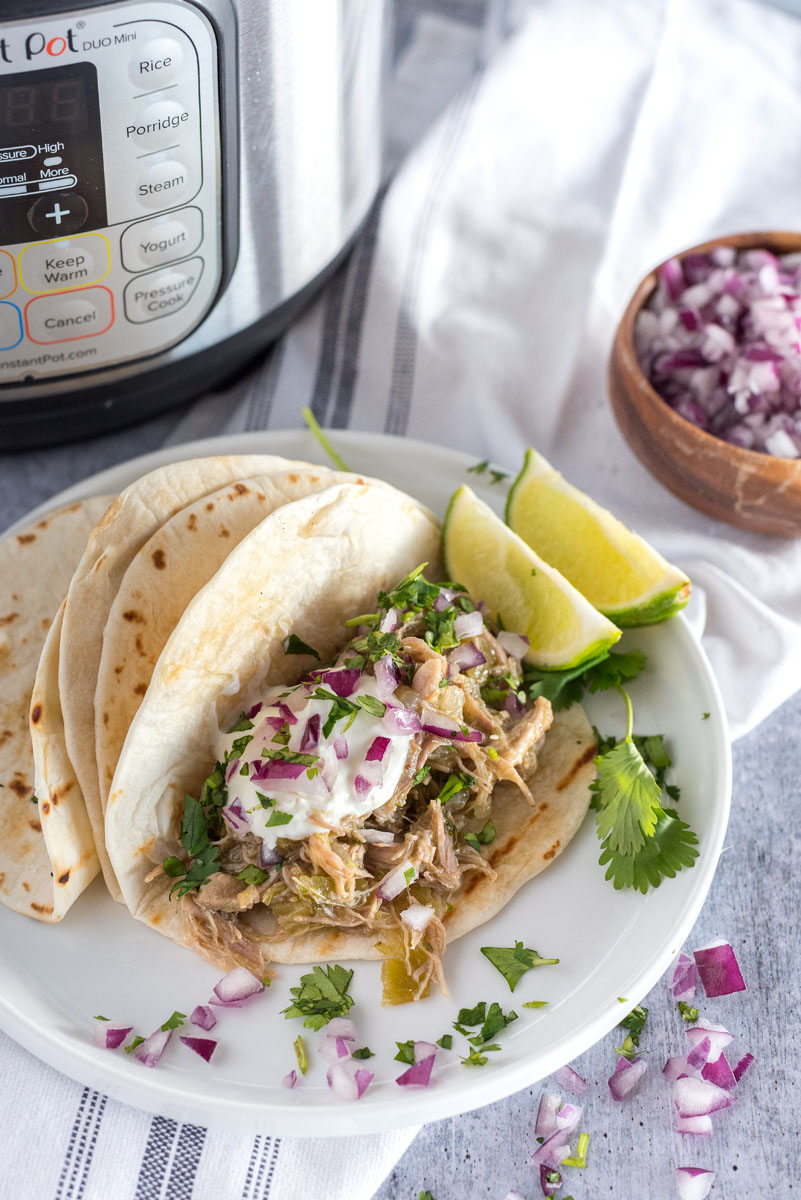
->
104, 482, 593, 969
60, 454, 336, 900
95, 465, 375, 813
0, 495, 112, 921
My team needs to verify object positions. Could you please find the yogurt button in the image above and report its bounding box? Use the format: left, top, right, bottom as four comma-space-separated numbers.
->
126, 100, 191, 151
121, 207, 203, 272
25, 287, 113, 344
128, 38, 184, 90
136, 159, 191, 209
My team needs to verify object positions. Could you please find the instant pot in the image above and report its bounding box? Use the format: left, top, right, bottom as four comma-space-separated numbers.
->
0, 0, 387, 448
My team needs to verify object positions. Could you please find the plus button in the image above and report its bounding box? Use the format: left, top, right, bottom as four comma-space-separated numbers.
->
44, 202, 71, 225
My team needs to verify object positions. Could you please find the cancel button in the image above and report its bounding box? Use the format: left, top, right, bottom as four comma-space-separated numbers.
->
124, 257, 204, 323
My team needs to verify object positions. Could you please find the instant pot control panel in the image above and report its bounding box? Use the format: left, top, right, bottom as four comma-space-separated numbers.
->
0, 0, 225, 384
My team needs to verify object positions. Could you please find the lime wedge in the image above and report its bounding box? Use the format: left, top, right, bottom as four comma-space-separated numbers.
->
443, 485, 621, 670
505, 449, 691, 627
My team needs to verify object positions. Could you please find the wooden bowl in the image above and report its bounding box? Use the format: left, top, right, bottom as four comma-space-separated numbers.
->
609, 231, 801, 537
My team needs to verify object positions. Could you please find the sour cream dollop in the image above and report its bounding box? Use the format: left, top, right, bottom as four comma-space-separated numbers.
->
217, 675, 410, 849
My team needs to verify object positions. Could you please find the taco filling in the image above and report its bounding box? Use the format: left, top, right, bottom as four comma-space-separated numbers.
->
163, 568, 554, 1001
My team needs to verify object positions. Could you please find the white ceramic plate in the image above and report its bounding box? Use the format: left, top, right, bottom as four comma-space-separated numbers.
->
0, 430, 731, 1135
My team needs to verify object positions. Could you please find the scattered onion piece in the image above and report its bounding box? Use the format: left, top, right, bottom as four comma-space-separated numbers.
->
333, 735, 349, 759
92, 1021, 133, 1050
531, 1129, 571, 1169
685, 1036, 712, 1071
134, 1027, 172, 1068
675, 1166, 716, 1200
374, 655, 401, 701
179, 1035, 217, 1063
672, 1075, 734, 1117
382, 704, 422, 737
420, 704, 483, 743
701, 1053, 736, 1092
299, 714, 321, 754
361, 828, 395, 845
663, 1055, 696, 1083
675, 1115, 714, 1136
319, 667, 361, 697
497, 631, 530, 659
671, 952, 698, 1002
454, 610, 484, 640
400, 904, 435, 935
190, 1005, 217, 1031
551, 1063, 587, 1096
210, 967, 265, 1008
685, 1021, 734, 1063
379, 606, 400, 632
693, 940, 746, 998
448, 642, 486, 673
395, 1053, 435, 1087
282, 1069, 298, 1089
535, 1092, 561, 1139
327, 1059, 373, 1100
376, 860, 417, 901
732, 1053, 755, 1084
539, 1163, 562, 1197
608, 1056, 647, 1101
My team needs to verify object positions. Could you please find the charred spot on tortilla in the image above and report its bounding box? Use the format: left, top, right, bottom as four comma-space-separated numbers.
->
42, 801, 50, 814
31, 704, 42, 724
22, 882, 30, 892
16, 533, 36, 545
0, 729, 11, 748
543, 840, 561, 861
232, 483, 249, 496
152, 548, 166, 569
187, 512, 198, 531
205, 501, 215, 512
134, 683, 147, 696
219, 527, 231, 538
0, 613, 19, 626
134, 635, 146, 656
40, 617, 51, 632
29, 820, 42, 833
288, 473, 300, 483
30, 902, 52, 915
57, 870, 70, 885
122, 610, 144, 624
555, 744, 597, 791
9, 775, 30, 798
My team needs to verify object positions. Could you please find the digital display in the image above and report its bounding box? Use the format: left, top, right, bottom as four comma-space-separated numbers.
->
0, 75, 89, 135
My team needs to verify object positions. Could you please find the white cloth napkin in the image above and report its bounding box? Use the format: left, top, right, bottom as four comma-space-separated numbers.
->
6, 1, 801, 1197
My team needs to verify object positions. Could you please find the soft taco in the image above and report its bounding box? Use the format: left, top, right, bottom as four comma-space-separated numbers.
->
105, 482, 595, 998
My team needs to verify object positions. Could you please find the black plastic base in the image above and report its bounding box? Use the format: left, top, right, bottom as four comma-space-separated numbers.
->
0, 235, 357, 451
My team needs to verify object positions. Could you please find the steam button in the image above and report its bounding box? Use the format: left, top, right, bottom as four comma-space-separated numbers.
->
129, 39, 184, 90
136, 159, 191, 209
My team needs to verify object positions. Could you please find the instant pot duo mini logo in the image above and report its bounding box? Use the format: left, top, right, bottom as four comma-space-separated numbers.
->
0, 27, 81, 64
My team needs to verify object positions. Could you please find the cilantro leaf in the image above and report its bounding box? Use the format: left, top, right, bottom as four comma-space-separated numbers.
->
170, 843, 220, 898
599, 807, 699, 893
480, 942, 559, 992
162, 856, 186, 878
436, 1034, 453, 1049
237, 865, 269, 886
180, 794, 210, 859
227, 712, 254, 733
618, 1003, 648, 1045
592, 740, 662, 857
161, 1010, 186, 1032
437, 773, 475, 804
357, 694, 386, 717
282, 964, 355, 1030
523, 647, 647, 712
455, 1001, 486, 1028
394, 1040, 416, 1065
265, 810, 293, 828
351, 1047, 374, 1060
678, 1001, 699, 1023
124, 1035, 145, 1054
460, 1047, 489, 1067
467, 460, 488, 475
283, 633, 321, 660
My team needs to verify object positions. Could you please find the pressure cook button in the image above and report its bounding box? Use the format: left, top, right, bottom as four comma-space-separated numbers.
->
120, 207, 203, 272
25, 287, 113, 344
124, 257, 203, 323
20, 234, 110, 293
129, 38, 184, 90
27, 192, 89, 236
127, 99, 191, 151
136, 159, 191, 209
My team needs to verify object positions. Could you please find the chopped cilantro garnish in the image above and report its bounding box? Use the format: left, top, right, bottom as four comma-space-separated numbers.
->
94, 1015, 109, 1021
170, 844, 221, 898
404, 867, 415, 886
678, 1000, 699, 1023
162, 856, 186, 878
357, 694, 386, 717
351, 1047, 374, 1060
615, 1034, 638, 1060
478, 820, 496, 844
283, 633, 321, 660
256, 792, 275, 809
394, 1040, 416, 1065
294, 1034, 308, 1074
437, 773, 475, 804
265, 810, 293, 828
237, 865, 269, 886
124, 1036, 145, 1054
489, 469, 508, 485
522, 1001, 548, 1010
282, 964, 355, 1031
418, 1192, 436, 1200
467, 460, 488, 475
487, 746, 499, 761
228, 733, 253, 760
311, 688, 360, 738
181, 794, 211, 859
30, 793, 38, 805
161, 1010, 186, 1032
455, 1001, 487, 1027
239, 762, 251, 776
702, 712, 710, 720
227, 712, 254, 733
460, 1047, 489, 1067
261, 747, 319, 766
592, 687, 698, 893
480, 942, 559, 992
436, 1034, 453, 1050
618, 1003, 648, 1046
412, 765, 432, 787
464, 833, 482, 853
348, 629, 405, 665
167, 790, 222, 897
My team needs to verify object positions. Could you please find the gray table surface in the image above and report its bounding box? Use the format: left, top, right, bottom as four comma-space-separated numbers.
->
1, 415, 799, 1200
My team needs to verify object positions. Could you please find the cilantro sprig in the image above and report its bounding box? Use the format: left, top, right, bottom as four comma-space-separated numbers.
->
591, 687, 698, 893
480, 942, 559, 992
523, 647, 648, 712
282, 964, 355, 1031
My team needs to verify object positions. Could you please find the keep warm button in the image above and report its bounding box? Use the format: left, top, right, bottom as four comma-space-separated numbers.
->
124, 257, 204, 323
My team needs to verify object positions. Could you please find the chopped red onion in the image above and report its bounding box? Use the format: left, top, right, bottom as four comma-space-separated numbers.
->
675, 1167, 716, 1200
299, 714, 321, 754
179, 1035, 217, 1063
260, 843, 282, 869
531, 1129, 571, 1169
672, 1075, 735, 1117
497, 631, 530, 659
365, 736, 390, 763
608, 1056, 647, 1101
448, 643, 486, 673
395, 1053, 435, 1087
224, 758, 240, 783
675, 1114, 714, 1136
685, 1020, 734, 1063
414, 1041, 439, 1062
333, 734, 349, 759
379, 605, 401, 632
282, 1069, 298, 1089
210, 967, 265, 1007
540, 1164, 562, 1197
550, 1064, 587, 1097
420, 704, 483, 743
701, 1053, 736, 1092
663, 1055, 697, 1083
361, 828, 396, 845
134, 1028, 172, 1068
685, 1037, 712, 1071
374, 655, 401, 701
535, 1092, 561, 1139
732, 1052, 755, 1083
637, 248, 801, 457
504, 690, 526, 719
326, 1018, 355, 1042
454, 610, 484, 641
250, 759, 328, 796
247, 702, 263, 720
92, 1021, 133, 1050
433, 588, 459, 612
190, 1005, 217, 1031
554, 1102, 582, 1135
318, 1034, 352, 1062
276, 701, 298, 725
354, 759, 384, 797
400, 903, 435, 934
251, 758, 305, 782
671, 953, 698, 1002
382, 704, 422, 737
222, 799, 249, 833
693, 940, 746, 998
326, 1060, 373, 1100
319, 668, 361, 697
376, 861, 416, 900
